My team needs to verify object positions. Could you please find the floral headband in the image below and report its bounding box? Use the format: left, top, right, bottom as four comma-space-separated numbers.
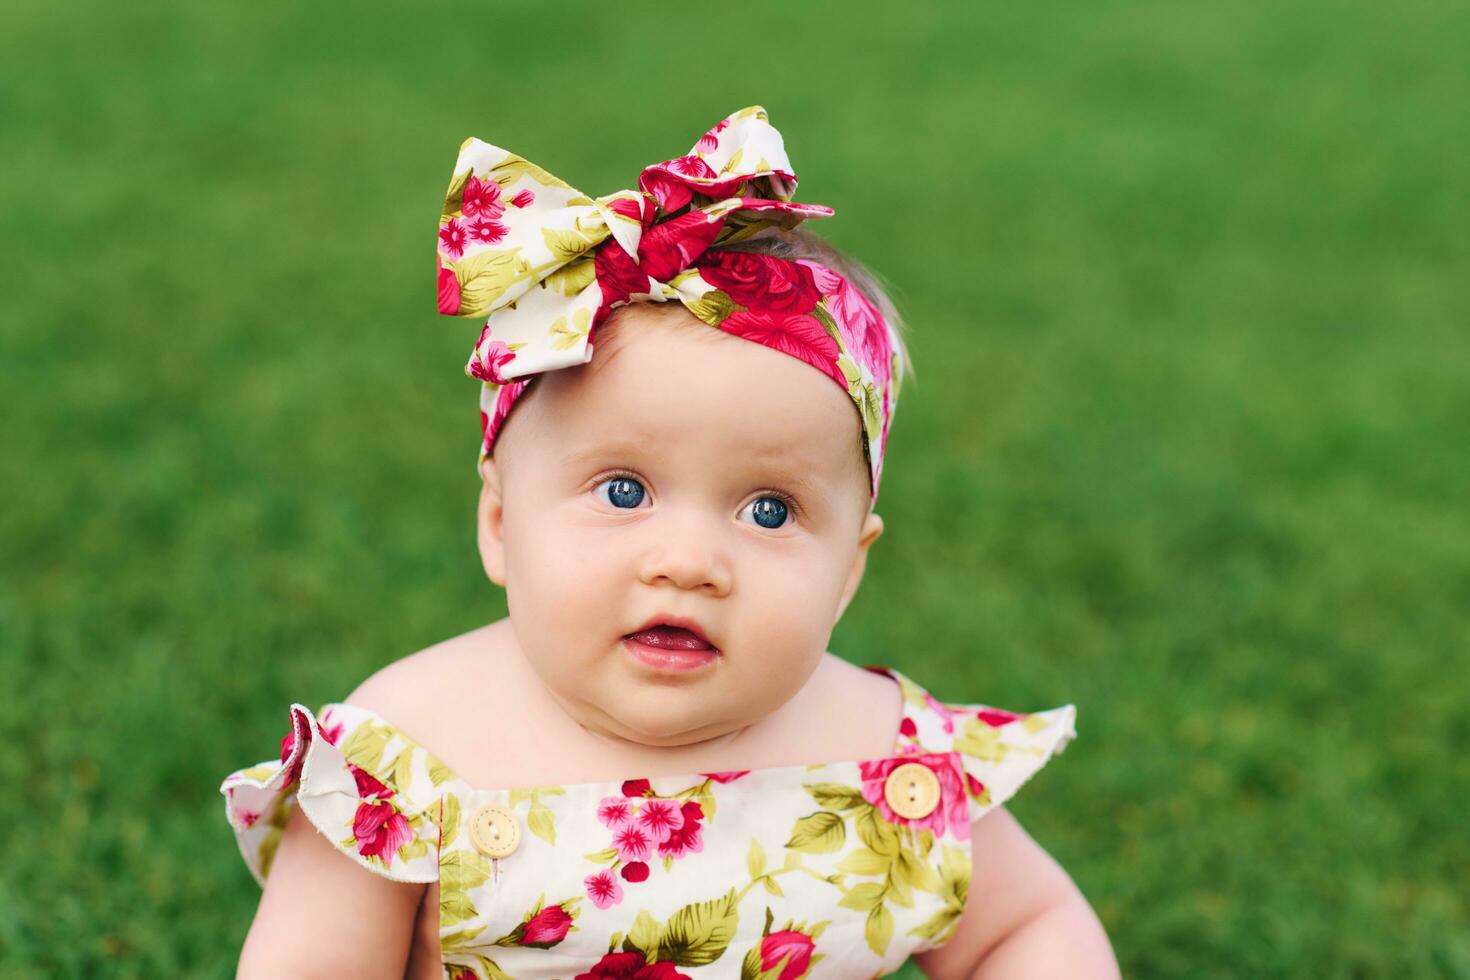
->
435, 105, 903, 501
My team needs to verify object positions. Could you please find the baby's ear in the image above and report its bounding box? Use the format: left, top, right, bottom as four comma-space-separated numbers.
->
835, 511, 884, 623
477, 457, 508, 587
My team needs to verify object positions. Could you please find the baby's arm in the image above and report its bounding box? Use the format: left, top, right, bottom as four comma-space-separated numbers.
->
236, 803, 428, 978
912, 807, 1119, 979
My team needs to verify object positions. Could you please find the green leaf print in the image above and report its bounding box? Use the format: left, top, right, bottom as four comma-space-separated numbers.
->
441, 167, 471, 226
835, 847, 891, 876
257, 826, 282, 880
338, 719, 392, 773
906, 905, 963, 944
893, 847, 942, 894
440, 794, 462, 849
428, 759, 455, 786
659, 887, 741, 967
544, 256, 596, 296
389, 748, 414, 791
439, 887, 479, 932
761, 876, 784, 897
623, 909, 662, 962
527, 801, 556, 845
397, 836, 430, 861
785, 811, 845, 853
865, 903, 895, 956
938, 844, 971, 907
837, 882, 886, 913
855, 805, 901, 857
682, 288, 736, 328
453, 248, 526, 316
804, 783, 867, 811
549, 308, 592, 352
747, 839, 767, 879
439, 849, 493, 930
812, 304, 842, 345
485, 154, 576, 194
542, 226, 597, 263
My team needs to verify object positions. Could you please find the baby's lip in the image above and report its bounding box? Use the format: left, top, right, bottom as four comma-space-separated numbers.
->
625, 615, 718, 651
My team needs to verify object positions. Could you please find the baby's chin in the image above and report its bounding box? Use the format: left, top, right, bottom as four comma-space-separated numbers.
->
575, 678, 751, 748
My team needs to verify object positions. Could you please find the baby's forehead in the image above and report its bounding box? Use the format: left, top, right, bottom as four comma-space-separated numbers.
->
523, 305, 867, 486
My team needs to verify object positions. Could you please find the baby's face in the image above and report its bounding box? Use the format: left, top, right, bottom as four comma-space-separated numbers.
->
477, 303, 884, 748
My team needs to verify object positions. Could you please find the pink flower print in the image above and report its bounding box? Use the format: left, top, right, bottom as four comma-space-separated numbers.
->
858, 753, 970, 841
899, 716, 918, 739
598, 795, 634, 830
924, 692, 959, 734
759, 930, 817, 980
511, 188, 535, 208
468, 218, 508, 245
976, 707, 1024, 728
437, 259, 461, 315
236, 808, 260, 829
584, 869, 624, 910
278, 731, 303, 785
797, 259, 891, 381
966, 772, 986, 797
718, 310, 845, 389
439, 217, 468, 260
316, 714, 345, 746
469, 332, 516, 384
695, 118, 729, 154
622, 778, 652, 798
353, 800, 413, 861
620, 860, 649, 882
657, 800, 705, 860
519, 904, 574, 946
480, 379, 526, 454
349, 763, 393, 802
701, 770, 750, 784
612, 821, 653, 862
461, 175, 504, 221
635, 798, 684, 844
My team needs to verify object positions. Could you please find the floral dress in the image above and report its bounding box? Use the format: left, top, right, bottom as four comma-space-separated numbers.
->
220, 666, 1076, 979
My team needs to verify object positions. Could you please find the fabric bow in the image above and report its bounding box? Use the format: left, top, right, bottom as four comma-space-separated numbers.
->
435, 105, 900, 501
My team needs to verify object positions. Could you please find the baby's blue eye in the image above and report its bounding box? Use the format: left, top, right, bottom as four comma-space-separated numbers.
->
743, 496, 790, 530
597, 476, 646, 509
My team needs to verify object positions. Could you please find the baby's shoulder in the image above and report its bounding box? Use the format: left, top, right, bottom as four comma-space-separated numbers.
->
340, 621, 516, 775
345, 625, 490, 719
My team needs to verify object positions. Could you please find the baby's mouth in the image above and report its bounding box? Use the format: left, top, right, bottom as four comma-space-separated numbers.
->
623, 626, 718, 653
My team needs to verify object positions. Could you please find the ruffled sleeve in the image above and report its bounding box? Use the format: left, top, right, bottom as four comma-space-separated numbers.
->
947, 701, 1077, 823
219, 703, 450, 885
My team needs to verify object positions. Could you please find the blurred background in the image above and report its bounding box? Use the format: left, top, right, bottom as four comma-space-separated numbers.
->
2, 1, 1466, 976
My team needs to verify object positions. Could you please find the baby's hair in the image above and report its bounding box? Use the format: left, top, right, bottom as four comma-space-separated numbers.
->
719, 226, 917, 388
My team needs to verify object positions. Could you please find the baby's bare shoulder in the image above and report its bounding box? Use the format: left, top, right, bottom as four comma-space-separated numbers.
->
786, 653, 906, 760
343, 620, 512, 759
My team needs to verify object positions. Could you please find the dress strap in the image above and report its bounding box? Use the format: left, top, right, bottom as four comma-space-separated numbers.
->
220, 702, 461, 886
863, 664, 1078, 825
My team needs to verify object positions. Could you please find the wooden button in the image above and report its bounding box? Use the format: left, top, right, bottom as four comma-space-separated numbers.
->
884, 762, 941, 819
469, 803, 520, 858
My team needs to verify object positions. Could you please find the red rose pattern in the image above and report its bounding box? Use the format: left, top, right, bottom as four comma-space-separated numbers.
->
575, 951, 692, 980
695, 251, 821, 314
519, 904, 574, 946
858, 752, 971, 842
759, 930, 817, 980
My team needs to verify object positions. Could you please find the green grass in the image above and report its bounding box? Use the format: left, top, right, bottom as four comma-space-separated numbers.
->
2, 1, 1467, 976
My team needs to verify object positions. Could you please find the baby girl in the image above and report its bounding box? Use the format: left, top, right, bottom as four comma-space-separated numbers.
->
222, 105, 1118, 979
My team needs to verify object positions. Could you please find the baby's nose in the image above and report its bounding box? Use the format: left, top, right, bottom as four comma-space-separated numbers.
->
636, 524, 732, 595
